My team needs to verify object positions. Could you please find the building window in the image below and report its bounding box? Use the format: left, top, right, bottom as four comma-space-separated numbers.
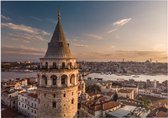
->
72, 92, 74, 95
28, 107, 29, 110
53, 62, 57, 69
45, 62, 48, 68
52, 101, 56, 108
70, 74, 75, 85
61, 75, 67, 86
71, 99, 74, 104
62, 62, 65, 69
53, 94, 56, 98
19, 102, 20, 105
51, 75, 57, 85
63, 93, 66, 97
34, 110, 36, 114
44, 93, 46, 97
42, 75, 47, 85
69, 63, 72, 69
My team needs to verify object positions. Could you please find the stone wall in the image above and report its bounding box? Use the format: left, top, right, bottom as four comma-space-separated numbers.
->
37, 85, 78, 118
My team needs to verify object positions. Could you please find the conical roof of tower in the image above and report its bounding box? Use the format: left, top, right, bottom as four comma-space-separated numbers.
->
45, 9, 73, 58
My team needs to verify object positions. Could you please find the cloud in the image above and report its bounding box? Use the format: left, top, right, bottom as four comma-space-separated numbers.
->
2, 22, 50, 42
2, 22, 50, 36
107, 29, 117, 33
113, 18, 132, 26
87, 34, 103, 40
1, 15, 10, 20
2, 45, 45, 56
73, 43, 88, 47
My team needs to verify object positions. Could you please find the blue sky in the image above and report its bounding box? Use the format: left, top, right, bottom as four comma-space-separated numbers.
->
1, 1, 167, 62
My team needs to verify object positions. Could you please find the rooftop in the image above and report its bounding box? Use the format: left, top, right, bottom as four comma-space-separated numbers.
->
44, 9, 73, 59
82, 96, 120, 112
118, 89, 133, 93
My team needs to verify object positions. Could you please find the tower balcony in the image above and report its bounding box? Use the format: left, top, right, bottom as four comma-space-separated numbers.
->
40, 66, 78, 72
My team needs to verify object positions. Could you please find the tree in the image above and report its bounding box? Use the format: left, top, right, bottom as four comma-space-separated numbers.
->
138, 96, 151, 109
85, 84, 101, 94
112, 92, 118, 101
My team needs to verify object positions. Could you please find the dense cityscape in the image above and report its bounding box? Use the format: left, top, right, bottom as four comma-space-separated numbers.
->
2, 60, 167, 75
1, 1, 167, 118
1, 60, 168, 117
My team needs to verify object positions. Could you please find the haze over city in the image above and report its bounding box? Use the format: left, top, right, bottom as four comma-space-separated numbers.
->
1, 1, 167, 62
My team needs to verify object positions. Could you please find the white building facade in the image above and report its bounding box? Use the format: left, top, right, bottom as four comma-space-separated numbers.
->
18, 92, 38, 118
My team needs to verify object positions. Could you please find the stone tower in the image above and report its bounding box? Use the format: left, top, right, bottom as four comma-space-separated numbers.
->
37, 9, 78, 118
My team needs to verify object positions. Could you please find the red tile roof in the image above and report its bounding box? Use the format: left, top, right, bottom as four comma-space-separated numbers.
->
103, 101, 120, 111
82, 96, 120, 112
28, 93, 38, 99
118, 89, 133, 93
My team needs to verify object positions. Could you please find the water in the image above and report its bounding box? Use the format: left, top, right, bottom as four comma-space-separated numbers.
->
1, 72, 37, 80
84, 73, 168, 83
1, 72, 167, 83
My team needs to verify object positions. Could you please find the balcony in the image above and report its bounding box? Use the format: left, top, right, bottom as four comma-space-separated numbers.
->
40, 66, 78, 72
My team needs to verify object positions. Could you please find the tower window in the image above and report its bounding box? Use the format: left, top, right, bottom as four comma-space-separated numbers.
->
61, 74, 67, 86
51, 75, 57, 86
42, 75, 47, 85
44, 93, 46, 97
70, 74, 75, 85
45, 78, 47, 85
62, 62, 65, 69
45, 62, 48, 69
63, 93, 66, 97
52, 101, 56, 108
71, 99, 74, 104
53, 62, 57, 69
70, 63, 72, 69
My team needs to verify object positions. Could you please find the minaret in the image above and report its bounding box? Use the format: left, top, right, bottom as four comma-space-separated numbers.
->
37, 9, 78, 118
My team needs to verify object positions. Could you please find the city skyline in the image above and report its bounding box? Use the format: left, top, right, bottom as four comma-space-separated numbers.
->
1, 1, 167, 62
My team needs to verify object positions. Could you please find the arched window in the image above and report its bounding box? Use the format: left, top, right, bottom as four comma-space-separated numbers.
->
52, 101, 56, 108
62, 62, 65, 69
69, 63, 72, 69
70, 74, 75, 85
42, 75, 47, 85
61, 74, 68, 86
68, 62, 72, 69
51, 75, 57, 85
53, 62, 57, 69
45, 62, 48, 69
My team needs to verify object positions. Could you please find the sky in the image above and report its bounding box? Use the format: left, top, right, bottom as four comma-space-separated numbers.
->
1, 1, 167, 62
